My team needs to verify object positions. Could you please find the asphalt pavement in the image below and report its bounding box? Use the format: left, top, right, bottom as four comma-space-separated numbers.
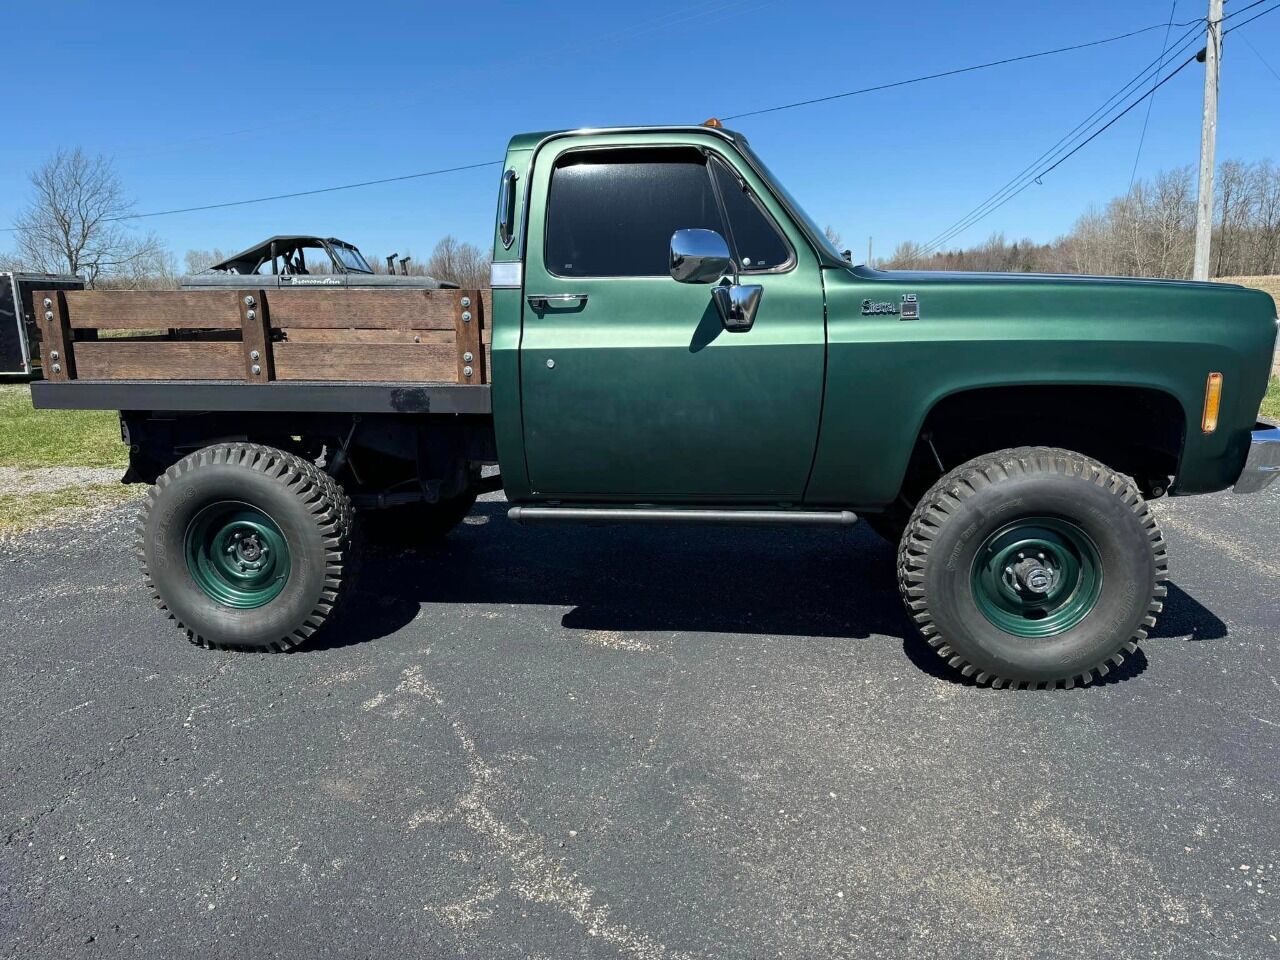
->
2, 485, 1277, 959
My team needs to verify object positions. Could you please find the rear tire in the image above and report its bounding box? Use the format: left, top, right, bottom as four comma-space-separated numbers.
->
897, 446, 1168, 688
138, 443, 355, 652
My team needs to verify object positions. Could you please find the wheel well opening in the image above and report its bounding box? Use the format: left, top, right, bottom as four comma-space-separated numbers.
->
894, 385, 1186, 508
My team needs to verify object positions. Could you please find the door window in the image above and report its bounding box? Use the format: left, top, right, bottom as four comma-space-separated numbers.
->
544, 149, 724, 278
710, 156, 792, 271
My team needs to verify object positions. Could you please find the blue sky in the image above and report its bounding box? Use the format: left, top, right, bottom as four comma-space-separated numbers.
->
2, 0, 1277, 266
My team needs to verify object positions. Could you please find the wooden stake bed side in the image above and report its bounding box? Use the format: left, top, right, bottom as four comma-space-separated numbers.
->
32, 287, 493, 385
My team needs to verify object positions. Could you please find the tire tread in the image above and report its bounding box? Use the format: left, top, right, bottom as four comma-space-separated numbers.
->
895, 445, 1168, 689
136, 442, 354, 653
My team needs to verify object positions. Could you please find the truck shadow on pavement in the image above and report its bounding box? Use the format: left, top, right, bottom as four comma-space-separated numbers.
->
312, 503, 1228, 686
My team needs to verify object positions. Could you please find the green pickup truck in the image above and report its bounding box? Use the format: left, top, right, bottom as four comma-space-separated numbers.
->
30, 124, 1279, 689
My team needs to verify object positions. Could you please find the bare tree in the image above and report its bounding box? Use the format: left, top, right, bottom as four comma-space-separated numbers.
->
13, 148, 165, 286
424, 235, 490, 288
183, 248, 230, 275
884, 159, 1277, 279
823, 225, 844, 249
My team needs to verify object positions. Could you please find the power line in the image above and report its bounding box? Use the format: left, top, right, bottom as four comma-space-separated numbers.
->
920, 54, 1200, 259
1221, 0, 1272, 22
921, 2, 1279, 258
917, 20, 1206, 256
1130, 2, 1180, 191
1222, 0, 1280, 30
1239, 32, 1280, 82
6, 8, 1275, 238
720, 19, 1206, 121
0, 160, 503, 233
916, 45, 1203, 258
5, 21, 1189, 235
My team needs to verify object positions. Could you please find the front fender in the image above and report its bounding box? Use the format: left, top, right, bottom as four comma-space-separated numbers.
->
803, 272, 1270, 507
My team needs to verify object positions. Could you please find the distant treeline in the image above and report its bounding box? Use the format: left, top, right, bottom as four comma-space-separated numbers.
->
880, 159, 1280, 278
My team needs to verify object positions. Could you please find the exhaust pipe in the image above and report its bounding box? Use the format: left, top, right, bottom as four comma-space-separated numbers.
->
386, 254, 397, 274
399, 256, 411, 276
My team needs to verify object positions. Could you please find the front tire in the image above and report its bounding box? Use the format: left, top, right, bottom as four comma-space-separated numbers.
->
897, 447, 1168, 688
138, 443, 355, 652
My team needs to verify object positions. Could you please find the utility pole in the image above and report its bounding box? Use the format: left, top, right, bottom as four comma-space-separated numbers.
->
1192, 0, 1223, 281
867, 236, 873, 265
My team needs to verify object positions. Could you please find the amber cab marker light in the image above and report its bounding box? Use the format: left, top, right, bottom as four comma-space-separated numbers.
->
702, 117, 723, 128
1202, 372, 1223, 434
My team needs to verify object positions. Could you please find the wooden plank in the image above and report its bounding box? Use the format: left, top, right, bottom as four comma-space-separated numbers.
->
282, 328, 457, 344
62, 290, 243, 329
273, 342, 458, 382
280, 327, 490, 345
455, 292, 482, 384
73, 341, 242, 380
264, 288, 470, 329
33, 290, 74, 380
238, 290, 274, 382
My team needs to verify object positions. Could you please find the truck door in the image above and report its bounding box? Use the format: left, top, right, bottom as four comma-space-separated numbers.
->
519, 138, 825, 501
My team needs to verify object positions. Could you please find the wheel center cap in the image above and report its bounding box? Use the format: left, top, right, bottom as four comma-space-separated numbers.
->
1013, 557, 1055, 595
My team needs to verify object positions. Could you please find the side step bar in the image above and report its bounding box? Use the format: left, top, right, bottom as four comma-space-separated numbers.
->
508, 506, 857, 526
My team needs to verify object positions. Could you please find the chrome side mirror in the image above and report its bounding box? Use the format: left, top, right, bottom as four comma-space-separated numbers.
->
669, 228, 732, 284
712, 283, 763, 332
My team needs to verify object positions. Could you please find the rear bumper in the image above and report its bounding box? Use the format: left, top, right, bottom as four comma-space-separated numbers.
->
1234, 422, 1280, 494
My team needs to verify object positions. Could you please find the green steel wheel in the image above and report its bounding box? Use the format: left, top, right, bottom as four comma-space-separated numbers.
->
897, 447, 1168, 689
969, 517, 1103, 639
139, 443, 356, 652
184, 502, 292, 609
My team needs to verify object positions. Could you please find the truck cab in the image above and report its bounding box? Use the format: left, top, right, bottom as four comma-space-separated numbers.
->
488, 126, 1277, 512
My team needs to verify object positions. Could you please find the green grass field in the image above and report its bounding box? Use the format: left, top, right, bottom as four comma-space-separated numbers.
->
0, 384, 127, 468
0, 483, 137, 536
1263, 377, 1280, 422
0, 384, 133, 536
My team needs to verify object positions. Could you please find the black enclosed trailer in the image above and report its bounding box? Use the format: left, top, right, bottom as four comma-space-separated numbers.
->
0, 272, 83, 376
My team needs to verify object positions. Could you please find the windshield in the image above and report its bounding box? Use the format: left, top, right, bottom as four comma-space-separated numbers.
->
331, 245, 373, 273
738, 142, 847, 264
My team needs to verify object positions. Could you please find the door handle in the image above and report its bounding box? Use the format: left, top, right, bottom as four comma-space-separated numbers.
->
527, 293, 588, 309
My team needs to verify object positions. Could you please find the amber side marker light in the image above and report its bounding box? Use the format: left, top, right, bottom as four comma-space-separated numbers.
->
1202, 372, 1223, 434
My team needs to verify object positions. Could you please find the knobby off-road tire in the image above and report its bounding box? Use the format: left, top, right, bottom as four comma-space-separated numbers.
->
137, 443, 356, 652
897, 446, 1169, 689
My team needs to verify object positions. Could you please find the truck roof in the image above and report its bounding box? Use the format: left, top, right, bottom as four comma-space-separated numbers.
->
505, 124, 747, 154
